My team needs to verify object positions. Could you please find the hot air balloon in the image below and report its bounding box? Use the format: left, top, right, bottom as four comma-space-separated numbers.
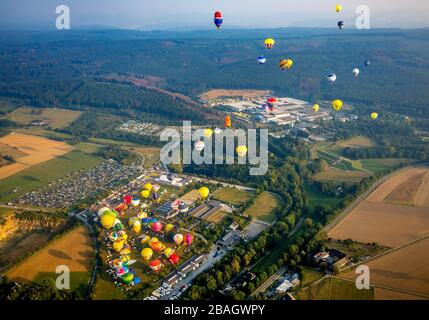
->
336, 5, 343, 13
151, 241, 164, 252
164, 247, 175, 258
123, 194, 132, 204
149, 259, 162, 272
128, 217, 138, 227
141, 247, 153, 260
257, 56, 266, 65
174, 233, 184, 245
184, 233, 194, 246
214, 11, 223, 29
97, 207, 110, 217
279, 59, 293, 70
117, 230, 128, 241
266, 98, 277, 111
224, 116, 231, 128
327, 73, 337, 82
137, 211, 148, 219
203, 128, 213, 139
140, 235, 151, 244
141, 217, 151, 225
353, 68, 360, 77
141, 189, 150, 199
152, 221, 163, 233
199, 187, 209, 199
264, 38, 275, 49
313, 104, 320, 113
365, 60, 371, 67
152, 184, 160, 192
112, 259, 123, 269
194, 140, 205, 152
108, 231, 118, 242
131, 197, 140, 207
338, 21, 345, 30
148, 237, 159, 247
165, 224, 175, 233
116, 266, 128, 277
120, 248, 131, 256
101, 210, 116, 229
169, 253, 180, 265
121, 272, 134, 285
371, 112, 378, 120
113, 240, 124, 252
236, 145, 248, 157
143, 183, 152, 191
332, 99, 343, 111
133, 220, 141, 233
171, 199, 181, 210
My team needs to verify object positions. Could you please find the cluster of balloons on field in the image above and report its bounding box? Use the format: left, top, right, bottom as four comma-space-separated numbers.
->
96, 183, 211, 282
213, 6, 379, 121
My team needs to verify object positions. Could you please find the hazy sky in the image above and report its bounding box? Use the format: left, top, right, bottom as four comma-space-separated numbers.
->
1, 0, 428, 29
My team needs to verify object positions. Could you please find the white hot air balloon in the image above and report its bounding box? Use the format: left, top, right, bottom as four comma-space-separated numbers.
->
327, 73, 337, 83
353, 68, 360, 77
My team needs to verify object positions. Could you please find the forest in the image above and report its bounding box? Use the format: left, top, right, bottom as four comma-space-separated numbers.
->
1, 28, 429, 121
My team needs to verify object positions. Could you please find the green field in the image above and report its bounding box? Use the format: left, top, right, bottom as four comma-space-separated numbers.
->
296, 276, 374, 300
0, 150, 102, 203
6, 107, 82, 129
325, 239, 388, 262
300, 268, 325, 287
213, 187, 253, 206
243, 191, 281, 222
311, 136, 411, 182
303, 184, 344, 213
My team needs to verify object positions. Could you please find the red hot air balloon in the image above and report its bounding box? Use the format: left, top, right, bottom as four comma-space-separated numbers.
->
214, 11, 223, 29
184, 233, 194, 246
152, 221, 163, 233
123, 194, 132, 204
169, 253, 180, 265
266, 98, 277, 111
149, 259, 162, 272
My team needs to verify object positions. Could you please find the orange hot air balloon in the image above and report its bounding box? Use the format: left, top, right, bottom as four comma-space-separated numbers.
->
224, 116, 231, 128
149, 259, 162, 272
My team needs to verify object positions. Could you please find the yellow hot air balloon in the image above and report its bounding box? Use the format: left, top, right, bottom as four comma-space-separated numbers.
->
113, 240, 124, 252
118, 231, 128, 241
140, 235, 151, 244
141, 247, 153, 260
120, 248, 131, 255
133, 220, 141, 233
128, 216, 138, 227
332, 99, 343, 111
264, 38, 275, 49
313, 104, 320, 112
279, 59, 293, 70
137, 211, 147, 219
164, 247, 175, 258
143, 183, 152, 191
198, 187, 210, 199
141, 189, 150, 198
336, 5, 343, 13
203, 128, 213, 139
371, 112, 378, 120
236, 145, 248, 157
100, 211, 116, 229
165, 224, 175, 233
148, 237, 159, 247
